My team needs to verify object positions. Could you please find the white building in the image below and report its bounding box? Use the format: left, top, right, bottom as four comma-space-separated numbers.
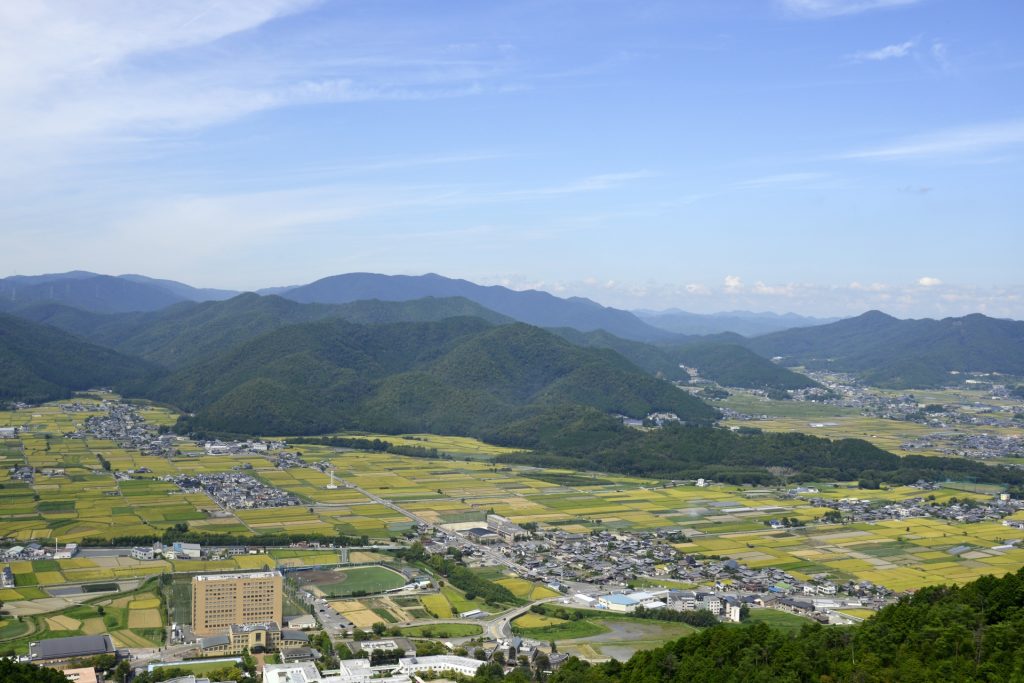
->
287, 614, 318, 630
598, 593, 639, 613
264, 660, 416, 683
397, 655, 484, 677
722, 597, 742, 623
54, 543, 78, 559
131, 547, 156, 561
172, 541, 201, 559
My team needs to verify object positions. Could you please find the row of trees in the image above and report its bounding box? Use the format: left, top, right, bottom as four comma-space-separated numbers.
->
427, 555, 518, 606
77, 523, 369, 548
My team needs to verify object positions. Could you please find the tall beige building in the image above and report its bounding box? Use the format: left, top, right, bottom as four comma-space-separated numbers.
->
191, 571, 283, 636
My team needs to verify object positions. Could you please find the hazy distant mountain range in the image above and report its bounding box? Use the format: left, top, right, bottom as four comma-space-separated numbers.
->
1, 271, 1022, 400
3, 269, 1023, 489
0, 271, 832, 339
744, 310, 1024, 388
634, 308, 840, 336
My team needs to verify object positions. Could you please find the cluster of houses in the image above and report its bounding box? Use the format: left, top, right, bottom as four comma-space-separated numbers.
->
2, 541, 77, 562
164, 472, 300, 509
66, 402, 182, 458
130, 540, 202, 561
901, 432, 1024, 461
202, 439, 286, 455
498, 529, 679, 585
800, 491, 1023, 525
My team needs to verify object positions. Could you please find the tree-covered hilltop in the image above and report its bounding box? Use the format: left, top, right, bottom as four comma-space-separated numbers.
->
669, 341, 819, 390
536, 567, 1024, 683
154, 317, 718, 437
13, 293, 512, 369
550, 329, 818, 390
0, 313, 160, 404
746, 310, 1024, 388
495, 415, 1024, 486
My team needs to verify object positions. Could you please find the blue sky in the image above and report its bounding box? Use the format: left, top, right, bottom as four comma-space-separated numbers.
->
2, 0, 1022, 317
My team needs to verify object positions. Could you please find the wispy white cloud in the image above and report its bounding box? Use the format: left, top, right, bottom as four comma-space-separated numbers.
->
499, 171, 657, 198
840, 119, 1024, 161
918, 276, 942, 287
930, 40, 952, 70
849, 41, 915, 62
0, 1, 517, 178
731, 172, 832, 189
779, 0, 924, 19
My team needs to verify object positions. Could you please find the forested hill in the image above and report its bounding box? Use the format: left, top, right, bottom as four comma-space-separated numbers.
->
146, 317, 717, 436
277, 272, 674, 342
542, 566, 1024, 683
550, 329, 818, 390
746, 310, 1024, 388
670, 342, 819, 390
0, 313, 159, 404
495, 415, 1024, 486
13, 294, 512, 369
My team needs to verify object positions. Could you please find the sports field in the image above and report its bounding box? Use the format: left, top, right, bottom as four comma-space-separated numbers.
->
299, 565, 407, 597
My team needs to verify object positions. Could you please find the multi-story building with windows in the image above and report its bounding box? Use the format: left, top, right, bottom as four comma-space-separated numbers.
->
192, 571, 283, 636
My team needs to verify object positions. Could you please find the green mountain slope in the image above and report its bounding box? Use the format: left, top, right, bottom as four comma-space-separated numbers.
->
551, 328, 818, 389
13, 294, 512, 369
747, 310, 1024, 387
547, 566, 1024, 683
148, 318, 717, 436
0, 313, 160, 404
671, 342, 820, 390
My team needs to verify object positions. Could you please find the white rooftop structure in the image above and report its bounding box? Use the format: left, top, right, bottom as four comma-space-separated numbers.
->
397, 655, 484, 677
194, 570, 281, 582
264, 660, 412, 683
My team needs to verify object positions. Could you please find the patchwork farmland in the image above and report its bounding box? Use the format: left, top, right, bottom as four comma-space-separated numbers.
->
3, 396, 1024, 603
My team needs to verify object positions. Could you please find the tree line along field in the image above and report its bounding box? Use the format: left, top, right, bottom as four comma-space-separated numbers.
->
3, 397, 1024, 597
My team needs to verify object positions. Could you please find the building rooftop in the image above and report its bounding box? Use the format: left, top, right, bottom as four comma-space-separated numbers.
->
197, 634, 231, 648
263, 662, 321, 683
29, 634, 114, 661
194, 570, 281, 581
230, 621, 281, 633
602, 593, 639, 605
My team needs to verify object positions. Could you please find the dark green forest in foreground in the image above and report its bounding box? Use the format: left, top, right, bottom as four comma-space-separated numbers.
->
525, 567, 1024, 683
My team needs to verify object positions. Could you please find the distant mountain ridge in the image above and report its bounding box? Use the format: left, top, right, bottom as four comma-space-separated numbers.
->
0, 271, 238, 314
636, 308, 839, 336
13, 294, 511, 369
745, 310, 1024, 387
278, 272, 674, 342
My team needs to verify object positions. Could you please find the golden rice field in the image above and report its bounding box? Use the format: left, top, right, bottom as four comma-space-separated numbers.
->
3, 397, 1024, 597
